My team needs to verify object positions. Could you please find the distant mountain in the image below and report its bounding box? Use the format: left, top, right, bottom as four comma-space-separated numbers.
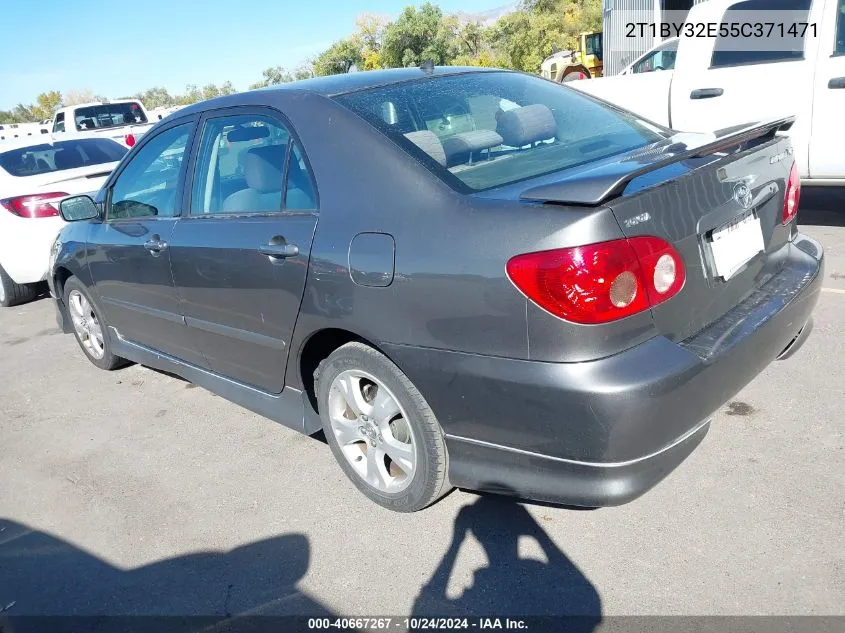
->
454, 2, 519, 26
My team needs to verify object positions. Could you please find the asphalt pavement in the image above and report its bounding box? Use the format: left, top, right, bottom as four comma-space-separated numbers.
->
0, 188, 843, 626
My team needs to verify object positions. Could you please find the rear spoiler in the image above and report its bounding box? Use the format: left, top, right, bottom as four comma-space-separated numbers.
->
520, 116, 795, 207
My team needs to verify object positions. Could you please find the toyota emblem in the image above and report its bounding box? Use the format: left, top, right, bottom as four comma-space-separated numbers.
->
733, 182, 753, 210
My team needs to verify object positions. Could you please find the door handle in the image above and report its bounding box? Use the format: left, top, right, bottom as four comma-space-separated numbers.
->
258, 241, 299, 259
143, 236, 168, 253
828, 77, 845, 89
690, 88, 724, 100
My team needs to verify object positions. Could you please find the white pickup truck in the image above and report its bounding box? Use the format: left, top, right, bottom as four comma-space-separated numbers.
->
51, 99, 156, 148
571, 0, 845, 184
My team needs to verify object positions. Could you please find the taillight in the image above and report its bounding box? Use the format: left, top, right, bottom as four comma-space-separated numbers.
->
125, 133, 136, 147
782, 161, 800, 225
506, 236, 685, 324
0, 192, 69, 219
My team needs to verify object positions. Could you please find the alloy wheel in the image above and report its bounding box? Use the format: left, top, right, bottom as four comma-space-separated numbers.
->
327, 369, 417, 493
68, 290, 105, 359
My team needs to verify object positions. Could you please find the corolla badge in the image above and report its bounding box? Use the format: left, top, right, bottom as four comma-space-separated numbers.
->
733, 182, 753, 210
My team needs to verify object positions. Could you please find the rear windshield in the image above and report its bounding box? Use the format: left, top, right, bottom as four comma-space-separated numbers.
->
73, 102, 147, 132
0, 138, 127, 177
335, 71, 667, 192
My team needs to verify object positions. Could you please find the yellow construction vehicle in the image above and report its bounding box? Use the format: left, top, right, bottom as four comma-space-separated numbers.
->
554, 32, 603, 82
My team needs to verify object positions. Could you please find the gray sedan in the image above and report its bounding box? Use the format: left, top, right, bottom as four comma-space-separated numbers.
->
48, 67, 822, 512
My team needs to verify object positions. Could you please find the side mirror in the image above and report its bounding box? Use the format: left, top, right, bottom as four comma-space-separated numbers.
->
59, 195, 100, 222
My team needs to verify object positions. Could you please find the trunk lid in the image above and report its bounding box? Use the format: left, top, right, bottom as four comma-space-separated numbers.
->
5, 162, 119, 198
520, 119, 796, 342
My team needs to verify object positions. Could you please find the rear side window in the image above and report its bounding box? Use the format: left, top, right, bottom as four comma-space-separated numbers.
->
0, 139, 127, 177
191, 114, 291, 215
335, 71, 665, 192
633, 42, 678, 73
837, 0, 845, 55
74, 102, 147, 132
710, 0, 811, 68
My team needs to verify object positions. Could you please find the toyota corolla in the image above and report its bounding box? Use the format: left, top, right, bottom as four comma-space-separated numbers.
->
48, 67, 822, 512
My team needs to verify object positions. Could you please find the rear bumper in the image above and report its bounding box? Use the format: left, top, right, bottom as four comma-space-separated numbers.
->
384, 233, 823, 507
0, 216, 64, 285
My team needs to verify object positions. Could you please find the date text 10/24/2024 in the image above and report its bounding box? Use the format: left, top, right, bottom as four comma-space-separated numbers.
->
308, 618, 529, 630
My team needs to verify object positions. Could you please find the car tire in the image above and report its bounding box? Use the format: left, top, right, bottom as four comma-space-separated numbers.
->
316, 341, 452, 512
0, 264, 38, 308
63, 276, 126, 371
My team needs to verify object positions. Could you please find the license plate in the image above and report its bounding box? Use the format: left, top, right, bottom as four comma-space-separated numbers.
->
708, 212, 764, 280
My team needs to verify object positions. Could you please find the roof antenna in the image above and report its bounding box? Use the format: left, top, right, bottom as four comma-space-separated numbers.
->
419, 59, 435, 74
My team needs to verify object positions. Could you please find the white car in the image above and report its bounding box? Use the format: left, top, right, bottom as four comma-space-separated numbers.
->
0, 137, 126, 307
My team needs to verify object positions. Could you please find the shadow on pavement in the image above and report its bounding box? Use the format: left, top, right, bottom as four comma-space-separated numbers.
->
412, 493, 602, 630
1, 494, 602, 631
0, 518, 333, 630
799, 186, 845, 227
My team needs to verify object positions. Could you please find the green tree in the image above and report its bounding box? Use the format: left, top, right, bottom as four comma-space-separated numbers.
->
380, 2, 458, 68
30, 91, 63, 121
201, 83, 220, 101
488, 0, 601, 73
134, 87, 175, 109
219, 81, 237, 95
0, 109, 28, 124
175, 84, 203, 105
249, 66, 296, 89
313, 38, 364, 76
355, 13, 389, 69
293, 65, 314, 80
356, 13, 389, 51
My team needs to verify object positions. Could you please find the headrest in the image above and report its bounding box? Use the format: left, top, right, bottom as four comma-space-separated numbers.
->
442, 130, 503, 161
403, 130, 447, 167
228, 125, 270, 142
496, 104, 556, 147
243, 145, 285, 193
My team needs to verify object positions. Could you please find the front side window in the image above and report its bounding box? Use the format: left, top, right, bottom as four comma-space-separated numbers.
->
109, 123, 191, 220
836, 0, 845, 55
710, 0, 811, 68
53, 113, 65, 133
74, 102, 147, 132
335, 71, 665, 192
0, 139, 126, 177
585, 33, 603, 61
191, 114, 315, 214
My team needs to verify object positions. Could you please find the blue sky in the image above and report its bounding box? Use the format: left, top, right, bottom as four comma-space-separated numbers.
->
0, 0, 503, 109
